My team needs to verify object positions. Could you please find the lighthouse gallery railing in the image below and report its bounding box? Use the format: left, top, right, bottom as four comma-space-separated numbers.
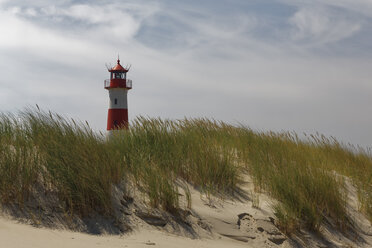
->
104, 79, 110, 88
126, 79, 132, 88
104, 79, 132, 89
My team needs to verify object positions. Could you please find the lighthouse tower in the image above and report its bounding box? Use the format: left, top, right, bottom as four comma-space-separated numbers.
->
104, 58, 132, 131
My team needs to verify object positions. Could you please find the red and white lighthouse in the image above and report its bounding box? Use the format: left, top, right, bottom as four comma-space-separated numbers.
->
104, 58, 132, 131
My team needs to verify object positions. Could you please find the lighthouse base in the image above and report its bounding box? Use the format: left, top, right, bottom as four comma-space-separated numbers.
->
107, 109, 128, 130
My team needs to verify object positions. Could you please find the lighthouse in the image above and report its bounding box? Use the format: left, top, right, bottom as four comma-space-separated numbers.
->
104, 58, 132, 131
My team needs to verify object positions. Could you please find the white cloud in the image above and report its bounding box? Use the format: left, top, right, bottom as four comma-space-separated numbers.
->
289, 6, 361, 45
279, 0, 372, 16
0, 10, 102, 64
0, 2, 161, 65
24, 7, 37, 16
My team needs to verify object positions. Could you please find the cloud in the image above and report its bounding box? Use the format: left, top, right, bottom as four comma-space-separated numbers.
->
280, 0, 372, 18
0, 1, 162, 67
1, 2, 158, 37
288, 6, 361, 46
135, 3, 260, 56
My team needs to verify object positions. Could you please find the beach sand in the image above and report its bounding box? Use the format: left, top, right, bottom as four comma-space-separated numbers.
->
0, 217, 251, 248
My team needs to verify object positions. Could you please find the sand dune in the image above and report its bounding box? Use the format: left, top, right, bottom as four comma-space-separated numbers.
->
1, 174, 371, 248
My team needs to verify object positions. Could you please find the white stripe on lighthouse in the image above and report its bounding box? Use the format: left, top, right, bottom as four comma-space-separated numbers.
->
108, 88, 128, 109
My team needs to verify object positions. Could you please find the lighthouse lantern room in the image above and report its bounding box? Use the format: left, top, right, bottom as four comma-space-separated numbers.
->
104, 58, 132, 131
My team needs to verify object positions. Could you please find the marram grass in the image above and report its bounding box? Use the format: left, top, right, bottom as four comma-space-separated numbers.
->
0, 108, 371, 233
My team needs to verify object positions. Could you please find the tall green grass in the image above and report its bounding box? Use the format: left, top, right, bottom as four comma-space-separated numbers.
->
235, 131, 349, 232
0, 114, 41, 205
0, 109, 123, 216
0, 108, 371, 234
108, 117, 238, 211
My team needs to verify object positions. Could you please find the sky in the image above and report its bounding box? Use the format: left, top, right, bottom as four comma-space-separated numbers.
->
0, 0, 371, 148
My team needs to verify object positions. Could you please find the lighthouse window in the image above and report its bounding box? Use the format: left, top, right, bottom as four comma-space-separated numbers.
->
114, 98, 118, 105
112, 72, 126, 79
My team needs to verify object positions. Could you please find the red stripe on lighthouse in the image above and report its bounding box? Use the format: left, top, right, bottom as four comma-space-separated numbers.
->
107, 109, 128, 130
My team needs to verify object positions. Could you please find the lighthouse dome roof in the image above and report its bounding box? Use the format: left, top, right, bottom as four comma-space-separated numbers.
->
109, 59, 128, 72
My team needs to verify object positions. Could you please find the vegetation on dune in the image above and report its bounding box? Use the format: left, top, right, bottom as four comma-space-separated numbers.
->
0, 108, 371, 234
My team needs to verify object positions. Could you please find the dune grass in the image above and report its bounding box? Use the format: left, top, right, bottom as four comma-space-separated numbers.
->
0, 108, 371, 233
